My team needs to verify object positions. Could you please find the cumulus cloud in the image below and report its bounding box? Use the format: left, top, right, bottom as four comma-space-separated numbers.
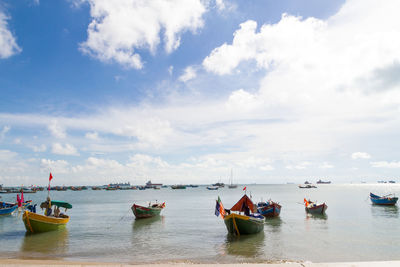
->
30, 144, 47, 153
352, 152, 371, 159
79, 0, 206, 69
48, 120, 66, 139
52, 143, 79, 156
178, 66, 197, 82
0, 125, 10, 141
85, 131, 99, 140
40, 158, 70, 174
370, 161, 400, 168
0, 11, 21, 59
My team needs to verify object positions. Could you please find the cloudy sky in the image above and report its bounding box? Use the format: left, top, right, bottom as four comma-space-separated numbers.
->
1, 0, 400, 186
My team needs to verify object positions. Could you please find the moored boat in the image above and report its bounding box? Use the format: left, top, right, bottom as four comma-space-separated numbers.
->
0, 202, 17, 215
257, 200, 281, 218
216, 194, 264, 236
207, 186, 219, 190
131, 202, 165, 219
299, 184, 317, 189
171, 185, 186, 189
370, 193, 398, 206
22, 199, 72, 233
304, 198, 327, 215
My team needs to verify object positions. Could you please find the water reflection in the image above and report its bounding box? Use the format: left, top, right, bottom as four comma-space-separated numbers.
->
20, 229, 69, 256
132, 215, 164, 231
371, 205, 398, 218
306, 213, 328, 220
264, 217, 282, 232
224, 232, 265, 257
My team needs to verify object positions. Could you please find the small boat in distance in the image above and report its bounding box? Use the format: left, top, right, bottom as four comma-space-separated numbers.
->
171, 185, 186, 189
131, 202, 165, 219
299, 184, 317, 189
228, 169, 238, 189
207, 186, 219, 190
370, 193, 398, 206
316, 179, 331, 184
212, 182, 225, 188
220, 194, 264, 235
304, 198, 327, 215
257, 200, 281, 218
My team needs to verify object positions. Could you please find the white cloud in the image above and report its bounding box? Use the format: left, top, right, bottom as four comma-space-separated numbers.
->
79, 0, 206, 69
286, 162, 311, 170
48, 120, 66, 139
0, 12, 21, 59
52, 143, 79, 156
320, 162, 334, 169
30, 144, 47, 152
0, 125, 10, 140
178, 66, 197, 82
0, 150, 17, 161
370, 161, 400, 168
85, 131, 99, 140
352, 152, 371, 159
168, 65, 174, 75
40, 159, 70, 174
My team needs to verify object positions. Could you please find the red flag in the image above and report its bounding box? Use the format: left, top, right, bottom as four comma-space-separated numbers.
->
243, 186, 247, 191
49, 173, 53, 181
21, 190, 24, 203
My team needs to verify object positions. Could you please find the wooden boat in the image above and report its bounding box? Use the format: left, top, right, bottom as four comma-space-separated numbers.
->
304, 199, 327, 215
222, 194, 264, 235
0, 202, 17, 215
207, 186, 219, 190
370, 193, 398, 205
257, 200, 281, 218
131, 202, 165, 219
22, 199, 72, 233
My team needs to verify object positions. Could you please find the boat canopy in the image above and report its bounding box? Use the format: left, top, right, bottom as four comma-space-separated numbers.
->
51, 200, 72, 209
230, 194, 254, 212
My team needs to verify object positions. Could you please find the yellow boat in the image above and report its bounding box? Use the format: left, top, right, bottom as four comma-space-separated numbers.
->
22, 199, 72, 234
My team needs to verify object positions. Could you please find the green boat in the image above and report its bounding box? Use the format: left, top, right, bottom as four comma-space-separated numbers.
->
131, 202, 165, 219
222, 194, 264, 235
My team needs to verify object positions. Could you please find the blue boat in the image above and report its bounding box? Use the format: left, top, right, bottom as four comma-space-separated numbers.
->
0, 202, 18, 215
370, 193, 398, 205
257, 200, 281, 218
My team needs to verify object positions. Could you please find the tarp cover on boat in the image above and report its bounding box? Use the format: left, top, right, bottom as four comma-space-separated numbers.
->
51, 201, 72, 209
230, 194, 255, 212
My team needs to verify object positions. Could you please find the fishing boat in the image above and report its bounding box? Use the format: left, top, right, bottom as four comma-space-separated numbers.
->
0, 202, 17, 215
304, 199, 327, 215
22, 199, 72, 233
131, 202, 165, 219
207, 186, 219, 190
370, 193, 398, 205
217, 194, 264, 235
257, 200, 281, 218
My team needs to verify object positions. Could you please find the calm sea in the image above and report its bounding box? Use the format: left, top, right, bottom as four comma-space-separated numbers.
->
0, 184, 399, 264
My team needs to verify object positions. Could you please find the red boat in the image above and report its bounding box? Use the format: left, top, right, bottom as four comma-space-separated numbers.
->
304, 199, 327, 215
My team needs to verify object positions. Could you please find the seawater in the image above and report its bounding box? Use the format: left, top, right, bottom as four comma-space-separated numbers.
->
0, 184, 399, 263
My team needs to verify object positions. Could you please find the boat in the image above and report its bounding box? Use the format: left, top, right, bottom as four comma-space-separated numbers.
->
0, 202, 17, 215
131, 202, 165, 219
316, 179, 331, 184
370, 193, 398, 206
212, 182, 225, 187
304, 199, 327, 215
145, 180, 163, 189
22, 199, 72, 233
228, 169, 238, 189
218, 194, 264, 235
207, 186, 219, 190
298, 184, 317, 189
91, 186, 102, 190
171, 185, 186, 189
257, 200, 281, 218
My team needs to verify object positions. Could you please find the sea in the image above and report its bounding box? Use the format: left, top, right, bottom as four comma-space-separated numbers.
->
0, 184, 399, 264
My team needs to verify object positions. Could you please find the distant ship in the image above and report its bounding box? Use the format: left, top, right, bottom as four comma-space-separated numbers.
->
316, 179, 331, 184
212, 182, 225, 187
145, 180, 163, 189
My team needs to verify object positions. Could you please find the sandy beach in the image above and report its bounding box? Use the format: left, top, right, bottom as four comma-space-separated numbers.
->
1, 259, 400, 267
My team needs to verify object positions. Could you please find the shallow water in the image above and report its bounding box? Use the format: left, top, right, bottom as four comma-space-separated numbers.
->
0, 184, 399, 263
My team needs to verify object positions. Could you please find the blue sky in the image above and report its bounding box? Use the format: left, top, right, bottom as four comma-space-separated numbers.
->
1, 0, 400, 186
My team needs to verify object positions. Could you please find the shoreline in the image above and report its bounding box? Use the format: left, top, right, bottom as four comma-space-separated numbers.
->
1, 259, 400, 267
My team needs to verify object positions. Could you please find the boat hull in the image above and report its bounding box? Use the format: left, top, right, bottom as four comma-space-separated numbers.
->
131, 204, 163, 219
223, 213, 264, 235
258, 202, 281, 218
22, 211, 69, 233
305, 203, 328, 215
370, 193, 398, 205
0, 204, 17, 215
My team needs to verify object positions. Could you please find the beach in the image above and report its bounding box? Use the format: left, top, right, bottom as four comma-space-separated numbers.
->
1, 259, 400, 267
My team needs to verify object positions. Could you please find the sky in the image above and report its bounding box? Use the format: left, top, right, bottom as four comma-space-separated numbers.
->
1, 0, 400, 186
